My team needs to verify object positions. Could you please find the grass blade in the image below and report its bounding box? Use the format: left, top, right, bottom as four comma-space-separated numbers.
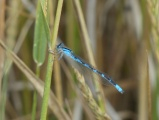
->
33, 1, 49, 66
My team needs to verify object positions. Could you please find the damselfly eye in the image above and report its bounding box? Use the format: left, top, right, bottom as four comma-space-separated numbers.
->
57, 43, 63, 49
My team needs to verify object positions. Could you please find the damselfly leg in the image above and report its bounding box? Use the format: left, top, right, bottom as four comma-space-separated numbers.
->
49, 49, 64, 60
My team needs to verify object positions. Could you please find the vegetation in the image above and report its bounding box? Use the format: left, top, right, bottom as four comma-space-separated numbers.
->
0, 0, 158, 120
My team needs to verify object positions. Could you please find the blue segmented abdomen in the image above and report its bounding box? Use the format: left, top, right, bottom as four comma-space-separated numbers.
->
75, 58, 124, 93
72, 55, 124, 93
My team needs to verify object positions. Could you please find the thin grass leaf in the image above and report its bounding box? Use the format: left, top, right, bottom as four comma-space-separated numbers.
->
33, 2, 46, 65
33, 1, 51, 66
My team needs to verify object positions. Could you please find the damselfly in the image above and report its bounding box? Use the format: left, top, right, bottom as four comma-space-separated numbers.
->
50, 43, 124, 94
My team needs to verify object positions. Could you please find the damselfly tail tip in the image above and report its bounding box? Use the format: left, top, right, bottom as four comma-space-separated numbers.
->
115, 84, 124, 94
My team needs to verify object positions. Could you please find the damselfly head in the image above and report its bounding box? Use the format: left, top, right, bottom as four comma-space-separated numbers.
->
57, 43, 64, 49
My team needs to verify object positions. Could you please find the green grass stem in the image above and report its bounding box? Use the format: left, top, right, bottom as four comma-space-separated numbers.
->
40, 0, 64, 120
